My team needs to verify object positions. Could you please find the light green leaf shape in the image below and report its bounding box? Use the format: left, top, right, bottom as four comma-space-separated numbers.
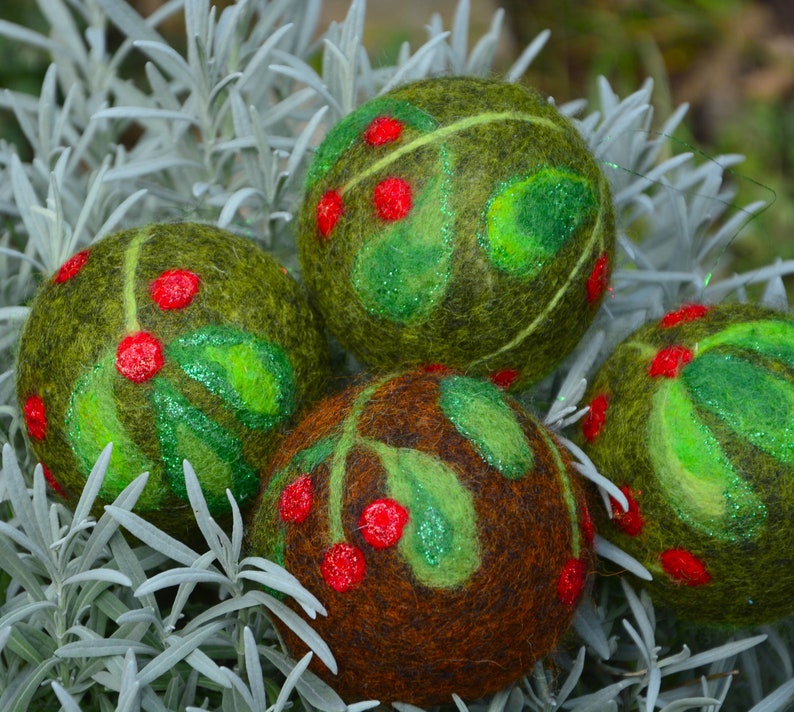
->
152, 378, 259, 514
480, 167, 597, 279
438, 375, 533, 479
167, 326, 296, 431
352, 157, 454, 324
368, 440, 481, 588
649, 378, 766, 542
66, 354, 161, 509
697, 319, 794, 367
682, 351, 794, 464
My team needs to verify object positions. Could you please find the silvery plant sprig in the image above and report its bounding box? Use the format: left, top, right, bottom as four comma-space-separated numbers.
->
0, 0, 791, 710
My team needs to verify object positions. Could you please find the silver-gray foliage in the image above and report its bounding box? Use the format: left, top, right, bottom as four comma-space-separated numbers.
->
0, 0, 791, 710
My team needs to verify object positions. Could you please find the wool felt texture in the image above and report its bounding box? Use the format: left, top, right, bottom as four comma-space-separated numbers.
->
579, 303, 794, 627
247, 366, 594, 705
16, 223, 330, 541
297, 77, 616, 390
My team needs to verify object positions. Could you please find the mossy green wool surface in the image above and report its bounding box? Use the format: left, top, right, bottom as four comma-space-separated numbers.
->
248, 366, 594, 705
580, 303, 794, 626
297, 77, 615, 389
16, 223, 330, 541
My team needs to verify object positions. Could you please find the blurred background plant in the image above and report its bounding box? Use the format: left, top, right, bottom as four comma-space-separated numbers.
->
6, 0, 783, 286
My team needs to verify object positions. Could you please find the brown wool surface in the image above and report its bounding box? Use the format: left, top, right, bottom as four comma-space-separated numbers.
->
579, 303, 794, 626
297, 77, 616, 390
16, 223, 330, 542
247, 367, 595, 705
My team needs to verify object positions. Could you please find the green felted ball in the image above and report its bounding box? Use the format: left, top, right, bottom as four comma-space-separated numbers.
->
247, 366, 595, 705
297, 76, 615, 389
16, 223, 330, 540
579, 303, 794, 626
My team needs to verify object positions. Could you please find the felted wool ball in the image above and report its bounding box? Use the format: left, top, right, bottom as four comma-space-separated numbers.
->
247, 366, 595, 705
16, 223, 330, 540
580, 303, 794, 626
297, 76, 615, 389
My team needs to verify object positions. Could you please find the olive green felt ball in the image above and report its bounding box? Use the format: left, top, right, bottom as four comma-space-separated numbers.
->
580, 303, 794, 626
247, 366, 595, 705
16, 223, 330, 541
297, 76, 615, 389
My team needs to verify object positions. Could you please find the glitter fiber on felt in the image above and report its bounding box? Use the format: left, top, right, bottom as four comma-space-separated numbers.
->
247, 366, 595, 705
15, 223, 330, 541
297, 76, 616, 390
580, 303, 794, 627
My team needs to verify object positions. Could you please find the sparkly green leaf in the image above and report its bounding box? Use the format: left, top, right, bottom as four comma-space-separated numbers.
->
65, 353, 162, 509
480, 167, 597, 279
168, 326, 296, 431
682, 351, 794, 464
351, 150, 454, 324
369, 440, 480, 589
151, 378, 259, 514
649, 378, 766, 542
697, 319, 794, 367
438, 375, 533, 479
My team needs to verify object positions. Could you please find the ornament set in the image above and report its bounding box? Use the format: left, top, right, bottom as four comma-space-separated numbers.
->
14, 77, 793, 704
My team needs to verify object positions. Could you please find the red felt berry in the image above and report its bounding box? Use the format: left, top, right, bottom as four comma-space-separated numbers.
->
660, 548, 711, 587
490, 369, 519, 390
364, 116, 404, 146
321, 543, 366, 592
23, 394, 48, 441
359, 498, 409, 549
116, 332, 165, 383
41, 464, 66, 497
648, 345, 693, 378
610, 485, 644, 537
659, 304, 711, 328
150, 269, 201, 310
317, 190, 344, 237
279, 475, 314, 524
581, 503, 595, 545
586, 251, 610, 305
54, 250, 90, 284
582, 393, 609, 442
557, 557, 587, 606
373, 177, 412, 221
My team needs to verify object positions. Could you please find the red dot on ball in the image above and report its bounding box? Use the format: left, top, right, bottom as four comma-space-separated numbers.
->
364, 116, 404, 146
586, 251, 611, 305
610, 485, 644, 537
373, 177, 412, 221
279, 475, 314, 524
660, 548, 712, 587
317, 190, 344, 237
23, 394, 48, 440
116, 332, 165, 383
54, 250, 90, 284
321, 543, 366, 592
582, 393, 609, 442
422, 363, 452, 375
150, 269, 200, 310
659, 304, 711, 329
648, 345, 693, 379
580, 503, 595, 545
490, 369, 519, 390
41, 464, 66, 498
557, 557, 587, 606
359, 498, 409, 549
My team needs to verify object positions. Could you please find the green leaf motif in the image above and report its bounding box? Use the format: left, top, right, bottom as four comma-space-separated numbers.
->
66, 353, 163, 509
479, 167, 597, 279
152, 378, 259, 514
697, 319, 794, 368
351, 159, 455, 324
648, 378, 767, 542
368, 440, 481, 589
167, 326, 296, 431
305, 97, 439, 190
438, 375, 534, 479
682, 351, 794, 464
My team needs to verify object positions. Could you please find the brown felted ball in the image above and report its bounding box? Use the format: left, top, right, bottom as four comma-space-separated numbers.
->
15, 223, 330, 541
247, 367, 595, 705
297, 76, 615, 390
580, 303, 794, 626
